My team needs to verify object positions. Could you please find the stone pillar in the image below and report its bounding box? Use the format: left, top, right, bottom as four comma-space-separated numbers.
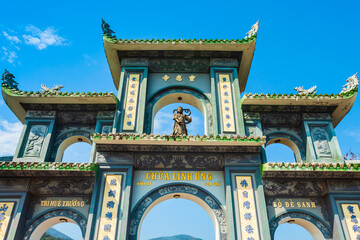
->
13, 111, 56, 162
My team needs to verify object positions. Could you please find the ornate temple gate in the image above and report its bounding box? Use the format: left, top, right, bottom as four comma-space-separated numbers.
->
0, 20, 359, 240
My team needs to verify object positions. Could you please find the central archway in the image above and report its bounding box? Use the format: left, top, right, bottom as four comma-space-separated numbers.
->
128, 184, 226, 240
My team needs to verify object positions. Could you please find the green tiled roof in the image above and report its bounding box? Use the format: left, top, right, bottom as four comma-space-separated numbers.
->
243, 88, 357, 100
262, 162, 360, 171
103, 34, 257, 45
2, 83, 116, 98
0, 162, 98, 171
91, 133, 266, 143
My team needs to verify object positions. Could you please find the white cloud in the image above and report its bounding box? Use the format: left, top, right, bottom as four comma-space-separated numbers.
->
345, 129, 360, 142
0, 120, 23, 156
153, 112, 174, 135
84, 54, 98, 66
3, 31, 21, 44
1, 46, 18, 63
22, 25, 66, 50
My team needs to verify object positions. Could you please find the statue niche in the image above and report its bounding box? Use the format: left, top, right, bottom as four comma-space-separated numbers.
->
172, 106, 192, 136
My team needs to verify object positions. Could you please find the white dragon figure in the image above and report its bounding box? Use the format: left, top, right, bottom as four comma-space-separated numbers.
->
294, 85, 317, 94
340, 73, 359, 94
41, 84, 64, 93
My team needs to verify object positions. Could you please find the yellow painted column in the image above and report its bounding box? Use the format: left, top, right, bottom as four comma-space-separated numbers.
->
236, 176, 260, 240
341, 203, 360, 240
97, 175, 123, 240
0, 202, 15, 240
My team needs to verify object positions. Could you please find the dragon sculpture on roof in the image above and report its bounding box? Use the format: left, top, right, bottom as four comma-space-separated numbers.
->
340, 73, 359, 94
1, 69, 18, 90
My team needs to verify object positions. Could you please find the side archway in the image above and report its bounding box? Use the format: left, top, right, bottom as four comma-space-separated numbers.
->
128, 184, 226, 240
23, 209, 87, 240
269, 211, 332, 240
144, 87, 213, 135
265, 132, 306, 162
52, 130, 92, 162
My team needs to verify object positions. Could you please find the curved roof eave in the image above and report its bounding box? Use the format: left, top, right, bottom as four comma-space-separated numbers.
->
241, 91, 357, 127
2, 87, 118, 124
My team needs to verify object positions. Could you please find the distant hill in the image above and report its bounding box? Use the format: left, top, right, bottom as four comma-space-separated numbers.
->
149, 234, 202, 240
40, 228, 73, 240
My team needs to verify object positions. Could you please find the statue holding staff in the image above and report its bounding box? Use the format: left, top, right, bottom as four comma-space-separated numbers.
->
172, 106, 192, 136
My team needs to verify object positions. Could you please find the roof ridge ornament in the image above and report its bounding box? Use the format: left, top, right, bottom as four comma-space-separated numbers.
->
1, 69, 18, 90
245, 20, 260, 39
294, 85, 317, 94
101, 18, 116, 39
41, 84, 64, 93
340, 73, 359, 94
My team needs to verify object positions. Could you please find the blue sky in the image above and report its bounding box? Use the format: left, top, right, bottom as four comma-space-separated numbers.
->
1, 0, 359, 239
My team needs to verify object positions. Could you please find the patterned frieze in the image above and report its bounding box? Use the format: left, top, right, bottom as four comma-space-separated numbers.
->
95, 143, 262, 153
261, 113, 301, 126
31, 178, 95, 195
120, 58, 149, 67
243, 112, 260, 120
97, 175, 122, 240
302, 113, 332, 121
123, 74, 140, 131
263, 179, 325, 197
57, 111, 98, 124
135, 153, 224, 170
97, 111, 115, 119
210, 58, 239, 67
236, 176, 260, 240
97, 152, 133, 165
0, 202, 15, 240
149, 58, 209, 72
341, 203, 360, 240
243, 105, 335, 113
25, 110, 56, 119
22, 103, 116, 111
218, 74, 236, 132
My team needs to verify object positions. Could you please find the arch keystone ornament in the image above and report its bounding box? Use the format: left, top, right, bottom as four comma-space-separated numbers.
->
0, 20, 359, 240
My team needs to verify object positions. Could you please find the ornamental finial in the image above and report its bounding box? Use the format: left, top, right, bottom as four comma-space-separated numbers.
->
245, 20, 260, 39
1, 69, 18, 90
340, 73, 359, 94
294, 85, 317, 94
101, 19, 116, 39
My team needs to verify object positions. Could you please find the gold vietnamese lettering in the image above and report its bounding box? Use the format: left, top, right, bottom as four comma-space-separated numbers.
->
272, 199, 317, 208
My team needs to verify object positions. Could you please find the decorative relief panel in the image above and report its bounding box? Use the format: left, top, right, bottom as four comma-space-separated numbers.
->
310, 126, 332, 158
219, 74, 235, 132
341, 203, 360, 240
98, 175, 122, 240
0, 202, 14, 240
236, 176, 260, 240
123, 74, 140, 131
24, 124, 48, 157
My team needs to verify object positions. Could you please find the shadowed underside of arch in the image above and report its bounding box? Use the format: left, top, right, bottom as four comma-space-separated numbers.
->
128, 184, 226, 240
269, 211, 332, 240
24, 209, 87, 240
